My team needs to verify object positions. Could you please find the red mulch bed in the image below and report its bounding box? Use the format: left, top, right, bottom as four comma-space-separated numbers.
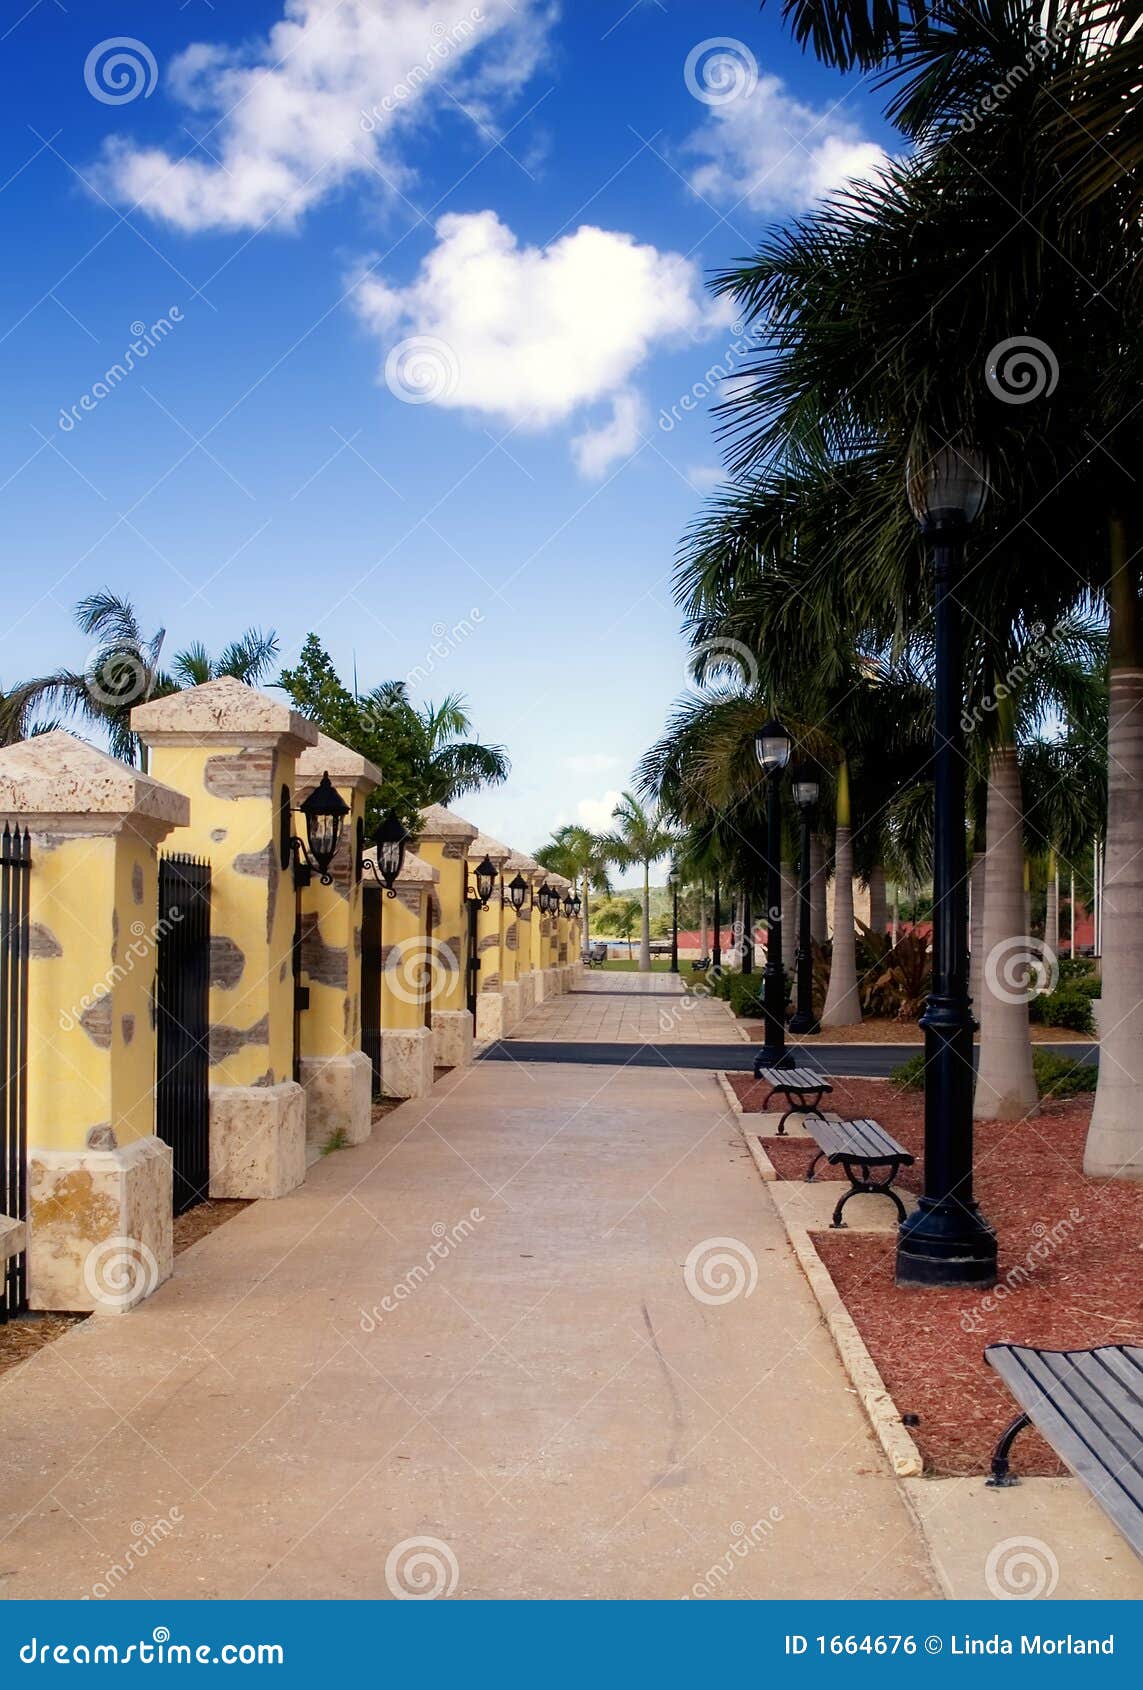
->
731, 1072, 1143, 1476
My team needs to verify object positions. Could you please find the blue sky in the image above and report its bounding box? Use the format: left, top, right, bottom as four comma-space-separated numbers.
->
0, 0, 894, 855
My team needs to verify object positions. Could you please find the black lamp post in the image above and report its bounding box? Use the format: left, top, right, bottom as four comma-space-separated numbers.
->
464, 853, 498, 1018
361, 809, 410, 895
896, 444, 998, 1289
668, 863, 680, 973
788, 768, 821, 1035
712, 875, 721, 973
752, 717, 794, 1075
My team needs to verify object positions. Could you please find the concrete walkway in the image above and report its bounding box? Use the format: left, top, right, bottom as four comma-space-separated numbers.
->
0, 1054, 936, 1600
510, 969, 747, 1044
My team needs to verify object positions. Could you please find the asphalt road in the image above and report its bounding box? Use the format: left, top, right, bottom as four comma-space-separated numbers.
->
479, 1040, 1099, 1077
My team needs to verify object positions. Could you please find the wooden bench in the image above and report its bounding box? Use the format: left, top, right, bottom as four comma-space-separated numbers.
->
804, 1116, 914, 1229
985, 1343, 1143, 1559
755, 1066, 833, 1134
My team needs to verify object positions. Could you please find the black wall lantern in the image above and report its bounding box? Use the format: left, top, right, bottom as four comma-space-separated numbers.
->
569, 889, 582, 918
468, 854, 497, 909
361, 809, 410, 897
561, 890, 575, 918
287, 772, 350, 887
506, 872, 528, 912
536, 882, 552, 914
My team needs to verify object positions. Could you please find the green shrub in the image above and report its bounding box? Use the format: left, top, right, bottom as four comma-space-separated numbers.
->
1032, 1049, 1098, 1099
1028, 985, 1096, 1033
1057, 958, 1099, 984
890, 1047, 1097, 1098
726, 973, 765, 1018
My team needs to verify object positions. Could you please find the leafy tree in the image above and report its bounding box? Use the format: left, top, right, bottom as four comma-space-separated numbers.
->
601, 793, 676, 972
279, 634, 509, 831
533, 824, 612, 950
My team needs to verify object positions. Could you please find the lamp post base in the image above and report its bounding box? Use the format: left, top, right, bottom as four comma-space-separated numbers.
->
787, 1010, 820, 1035
895, 1197, 998, 1288
752, 1046, 795, 1076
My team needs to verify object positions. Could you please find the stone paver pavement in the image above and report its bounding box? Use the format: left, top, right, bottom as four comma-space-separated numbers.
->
510, 970, 747, 1044
0, 1054, 936, 1600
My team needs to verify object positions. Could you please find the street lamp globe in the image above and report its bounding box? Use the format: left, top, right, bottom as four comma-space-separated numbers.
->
371, 810, 409, 893
473, 854, 497, 907
298, 772, 350, 884
906, 444, 989, 529
791, 770, 820, 811
754, 717, 792, 775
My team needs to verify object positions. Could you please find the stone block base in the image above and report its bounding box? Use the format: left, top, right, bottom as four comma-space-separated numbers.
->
503, 980, 521, 1032
210, 1080, 306, 1199
27, 1136, 173, 1315
300, 1051, 374, 1151
381, 1027, 435, 1098
518, 973, 536, 1016
432, 1008, 474, 1070
475, 992, 506, 1043
543, 967, 562, 1000
0, 1213, 25, 1265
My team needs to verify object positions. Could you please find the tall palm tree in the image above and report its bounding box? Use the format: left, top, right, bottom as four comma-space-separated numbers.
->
534, 825, 612, 951
18, 591, 281, 767
603, 794, 676, 972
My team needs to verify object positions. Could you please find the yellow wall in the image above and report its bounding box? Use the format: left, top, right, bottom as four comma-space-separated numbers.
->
380, 885, 428, 1031
146, 742, 298, 1088
29, 829, 157, 1152
417, 839, 467, 1013
298, 785, 365, 1061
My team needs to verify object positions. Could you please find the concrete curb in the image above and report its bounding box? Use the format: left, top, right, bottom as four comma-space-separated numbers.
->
732, 1111, 924, 1479
715, 1069, 744, 1118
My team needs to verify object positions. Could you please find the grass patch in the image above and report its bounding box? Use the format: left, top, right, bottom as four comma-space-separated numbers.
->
596, 957, 674, 972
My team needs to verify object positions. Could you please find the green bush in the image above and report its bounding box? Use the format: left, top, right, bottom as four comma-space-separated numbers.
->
726, 973, 765, 1018
1028, 985, 1096, 1033
890, 1048, 1097, 1098
1057, 958, 1099, 984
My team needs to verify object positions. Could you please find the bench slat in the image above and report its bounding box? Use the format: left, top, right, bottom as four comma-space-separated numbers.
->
808, 1116, 912, 1166
758, 1067, 832, 1091
986, 1345, 1143, 1557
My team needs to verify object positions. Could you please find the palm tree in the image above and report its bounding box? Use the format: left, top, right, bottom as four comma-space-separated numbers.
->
603, 794, 676, 972
534, 825, 612, 952
18, 591, 281, 767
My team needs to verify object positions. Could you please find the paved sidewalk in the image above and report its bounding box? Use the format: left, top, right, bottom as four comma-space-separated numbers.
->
0, 1061, 936, 1601
512, 971, 746, 1044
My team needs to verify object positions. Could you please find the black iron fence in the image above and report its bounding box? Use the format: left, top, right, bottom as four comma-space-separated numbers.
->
155, 855, 211, 1216
0, 825, 30, 1322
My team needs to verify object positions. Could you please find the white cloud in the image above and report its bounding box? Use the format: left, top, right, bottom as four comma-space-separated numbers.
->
686, 73, 888, 214
351, 210, 728, 471
97, 0, 554, 232
577, 790, 623, 831
685, 462, 728, 493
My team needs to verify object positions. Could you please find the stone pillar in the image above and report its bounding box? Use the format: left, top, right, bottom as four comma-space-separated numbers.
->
0, 731, 189, 1313
467, 833, 510, 1040
414, 804, 478, 1068
295, 735, 380, 1152
370, 848, 438, 1097
133, 677, 316, 1200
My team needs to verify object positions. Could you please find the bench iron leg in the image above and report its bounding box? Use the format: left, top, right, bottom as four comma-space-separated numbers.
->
987, 1412, 1031, 1487
805, 1150, 824, 1183
831, 1160, 909, 1229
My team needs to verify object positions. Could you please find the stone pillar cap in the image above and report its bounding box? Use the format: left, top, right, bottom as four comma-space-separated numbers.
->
504, 851, 540, 876
468, 832, 512, 866
0, 730, 189, 836
363, 846, 439, 888
132, 676, 318, 755
296, 732, 381, 796
415, 803, 480, 846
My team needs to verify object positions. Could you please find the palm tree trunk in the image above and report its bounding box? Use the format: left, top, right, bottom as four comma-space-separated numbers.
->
974, 715, 1039, 1122
822, 758, 862, 1026
639, 860, 651, 972
867, 864, 888, 936
891, 883, 899, 947
1085, 515, 1143, 1177
810, 832, 828, 942
968, 847, 987, 1017
581, 871, 590, 952
1044, 848, 1058, 955
700, 881, 708, 959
